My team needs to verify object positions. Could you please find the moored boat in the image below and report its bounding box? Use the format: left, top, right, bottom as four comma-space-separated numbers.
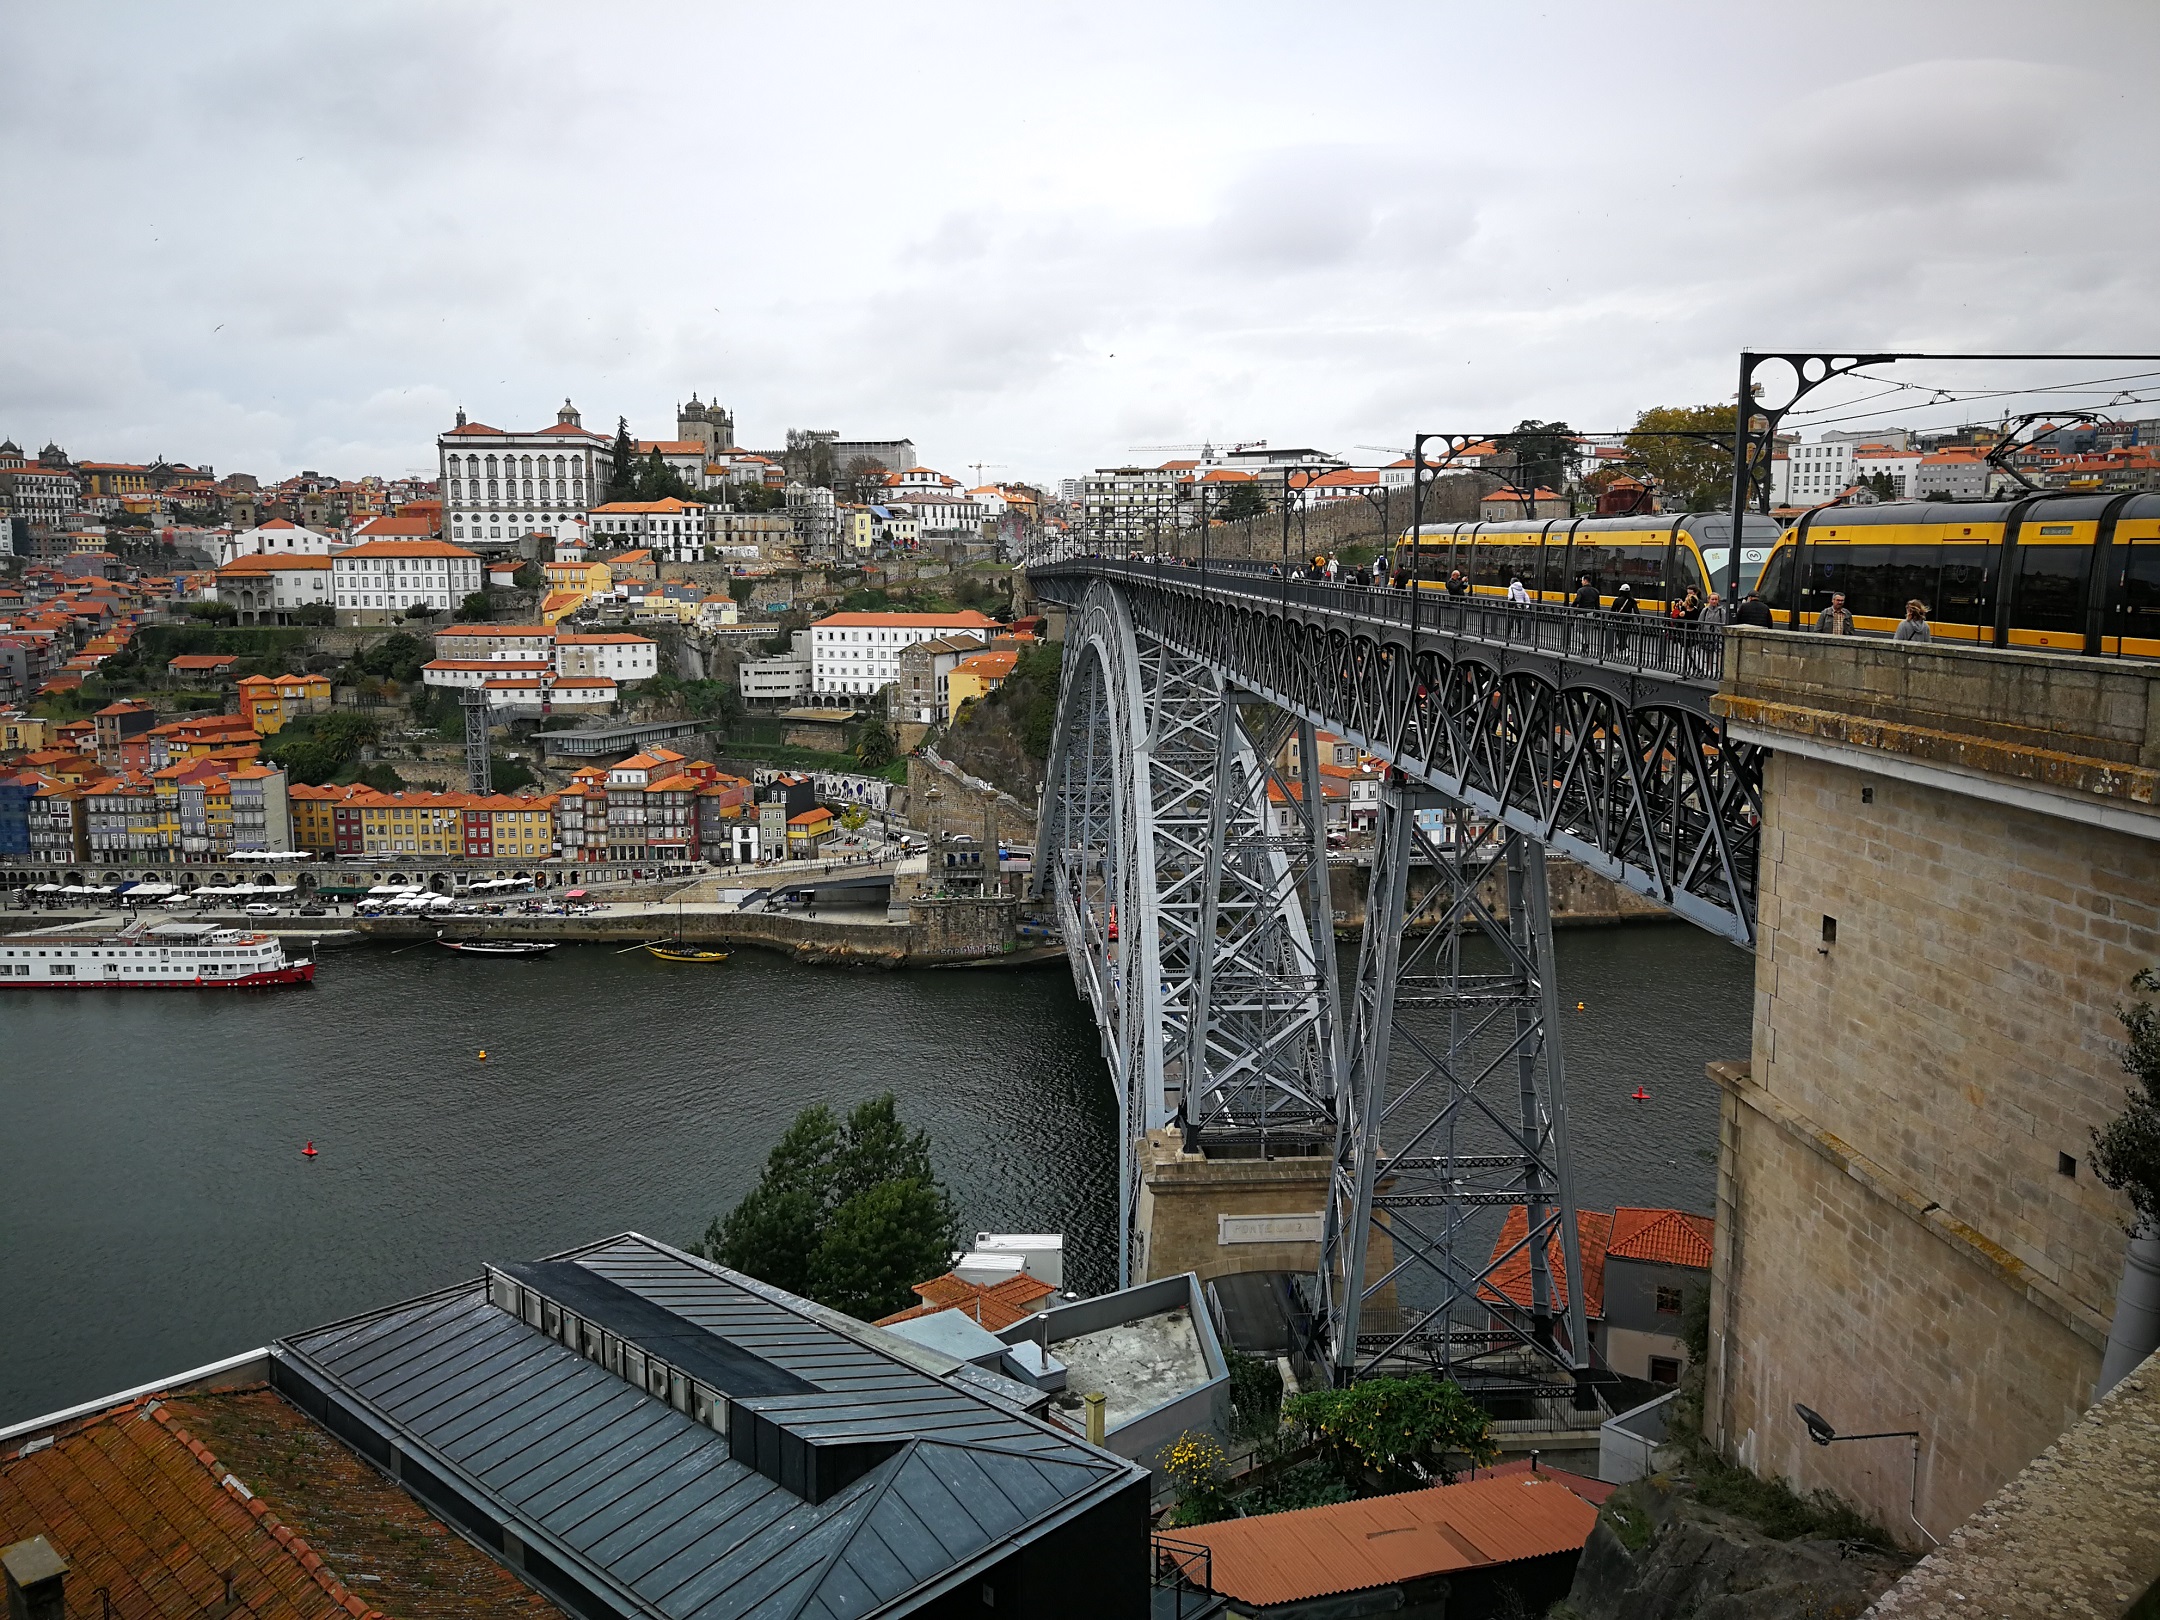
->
436, 934, 558, 957
645, 945, 730, 963
0, 918, 315, 989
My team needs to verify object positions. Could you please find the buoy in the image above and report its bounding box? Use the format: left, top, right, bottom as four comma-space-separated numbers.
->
1576, 1001, 1585, 1011
478, 1050, 488, 1061
302, 1141, 318, 1158
1629, 1086, 1651, 1103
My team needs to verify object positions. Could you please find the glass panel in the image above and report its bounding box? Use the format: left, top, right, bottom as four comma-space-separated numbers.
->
2011, 543, 2093, 634
2111, 539, 2160, 642
1937, 544, 1998, 626
1610, 543, 1668, 602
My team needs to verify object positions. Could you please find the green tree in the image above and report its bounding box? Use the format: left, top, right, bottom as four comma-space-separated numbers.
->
402, 601, 434, 620
1496, 419, 1580, 501
492, 753, 536, 792
609, 415, 636, 499
455, 591, 492, 621
694, 1094, 957, 1317
352, 632, 427, 684
1283, 1374, 1497, 1491
855, 714, 897, 770
187, 601, 239, 623
727, 576, 755, 606
1623, 404, 1738, 512
268, 714, 382, 785
2094, 969, 2160, 1232
1216, 482, 1265, 522
514, 561, 545, 591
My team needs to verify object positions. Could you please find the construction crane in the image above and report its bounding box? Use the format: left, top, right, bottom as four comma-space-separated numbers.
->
1128, 439, 1267, 460
966, 462, 1008, 485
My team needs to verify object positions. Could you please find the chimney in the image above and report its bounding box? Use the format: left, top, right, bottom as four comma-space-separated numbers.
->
3, 1536, 69, 1620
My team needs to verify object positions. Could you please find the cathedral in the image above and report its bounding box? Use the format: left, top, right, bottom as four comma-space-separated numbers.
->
675, 393, 735, 456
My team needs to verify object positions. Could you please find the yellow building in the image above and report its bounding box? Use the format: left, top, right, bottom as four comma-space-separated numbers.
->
477, 794, 556, 859
288, 784, 346, 853
837, 504, 874, 554
541, 589, 589, 625
270, 672, 331, 723
545, 559, 612, 596
946, 649, 1019, 721
237, 676, 287, 734
0, 714, 50, 754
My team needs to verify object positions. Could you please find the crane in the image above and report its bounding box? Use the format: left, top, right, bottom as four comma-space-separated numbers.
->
966, 461, 1008, 485
1128, 439, 1267, 461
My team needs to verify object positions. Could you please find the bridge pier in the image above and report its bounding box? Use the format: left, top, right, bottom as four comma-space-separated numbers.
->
1707, 631, 2160, 1544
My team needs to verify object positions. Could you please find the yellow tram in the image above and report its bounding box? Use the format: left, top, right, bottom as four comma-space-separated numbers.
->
1393, 513, 1782, 615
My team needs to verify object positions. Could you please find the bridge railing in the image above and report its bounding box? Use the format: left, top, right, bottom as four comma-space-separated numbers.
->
1031, 556, 1725, 685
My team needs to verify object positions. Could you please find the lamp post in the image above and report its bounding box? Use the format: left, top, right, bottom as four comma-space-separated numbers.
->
1792, 1403, 1936, 1547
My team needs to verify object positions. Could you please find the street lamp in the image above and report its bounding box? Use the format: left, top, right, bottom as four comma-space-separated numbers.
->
1791, 1403, 1936, 1546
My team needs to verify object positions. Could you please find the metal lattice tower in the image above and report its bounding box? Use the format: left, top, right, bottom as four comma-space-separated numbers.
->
1318, 772, 1595, 1404
462, 686, 492, 794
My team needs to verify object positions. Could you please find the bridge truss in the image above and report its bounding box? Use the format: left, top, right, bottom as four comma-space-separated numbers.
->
1032, 559, 1764, 1391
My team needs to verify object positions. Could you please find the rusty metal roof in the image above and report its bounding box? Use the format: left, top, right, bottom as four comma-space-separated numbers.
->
1173, 1474, 1598, 1608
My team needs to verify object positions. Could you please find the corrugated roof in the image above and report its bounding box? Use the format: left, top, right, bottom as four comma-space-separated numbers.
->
1174, 1474, 1597, 1607
276, 1234, 1138, 1620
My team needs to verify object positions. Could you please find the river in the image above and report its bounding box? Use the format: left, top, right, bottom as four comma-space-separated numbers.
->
0, 923, 1752, 1424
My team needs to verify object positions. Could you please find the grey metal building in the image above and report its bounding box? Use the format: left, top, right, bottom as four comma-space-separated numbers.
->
270, 1233, 1150, 1619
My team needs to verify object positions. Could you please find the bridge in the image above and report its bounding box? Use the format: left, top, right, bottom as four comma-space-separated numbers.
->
1028, 550, 2160, 1546
1027, 555, 1764, 1405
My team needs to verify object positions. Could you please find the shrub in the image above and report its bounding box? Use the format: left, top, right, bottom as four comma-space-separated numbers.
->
1162, 1431, 1234, 1527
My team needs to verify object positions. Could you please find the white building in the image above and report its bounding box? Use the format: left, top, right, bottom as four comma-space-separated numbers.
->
635, 439, 709, 488
587, 497, 708, 562
333, 539, 483, 626
438, 399, 611, 549
1913, 449, 1991, 499
1785, 440, 1855, 504
554, 632, 659, 682
881, 468, 984, 535
740, 636, 813, 704
422, 654, 556, 690
811, 610, 998, 700
1083, 466, 1181, 547
1852, 444, 1925, 498
215, 553, 332, 623
216, 518, 336, 567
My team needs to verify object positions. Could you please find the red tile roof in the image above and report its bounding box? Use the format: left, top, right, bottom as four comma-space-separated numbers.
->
0, 1396, 381, 1620
1173, 1474, 1598, 1608
874, 1270, 1058, 1331
1606, 1207, 1714, 1269
1482, 1207, 1612, 1318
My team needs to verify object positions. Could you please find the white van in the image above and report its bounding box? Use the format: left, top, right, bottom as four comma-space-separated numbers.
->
243, 902, 279, 917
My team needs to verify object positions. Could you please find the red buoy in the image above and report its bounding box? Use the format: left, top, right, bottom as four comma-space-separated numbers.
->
302, 1141, 318, 1157
1629, 1087, 1651, 1104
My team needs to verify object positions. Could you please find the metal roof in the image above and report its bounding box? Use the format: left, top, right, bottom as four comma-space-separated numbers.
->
1170, 1474, 1598, 1609
274, 1233, 1142, 1620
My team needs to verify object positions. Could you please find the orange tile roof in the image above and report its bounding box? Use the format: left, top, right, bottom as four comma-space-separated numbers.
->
1605, 1206, 1713, 1268
1481, 1206, 1612, 1318
874, 1270, 1058, 1331
1174, 1474, 1597, 1608
955, 650, 1019, 678
0, 1395, 382, 1620
433, 623, 553, 637
589, 497, 706, 515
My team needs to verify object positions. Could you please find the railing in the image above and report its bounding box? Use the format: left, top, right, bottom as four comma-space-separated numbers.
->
1150, 1534, 1217, 1618
1031, 556, 1726, 685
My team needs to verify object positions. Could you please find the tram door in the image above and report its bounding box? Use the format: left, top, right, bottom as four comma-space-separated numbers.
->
2112, 536, 2160, 657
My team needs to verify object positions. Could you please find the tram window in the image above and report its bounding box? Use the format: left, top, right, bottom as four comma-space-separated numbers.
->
1672, 548, 1706, 598
2112, 540, 2160, 637
1755, 547, 1794, 606
1938, 545, 1997, 623
1611, 544, 1667, 601
1474, 539, 1528, 589
1810, 545, 1941, 620
1568, 541, 1611, 587
2011, 543, 2093, 634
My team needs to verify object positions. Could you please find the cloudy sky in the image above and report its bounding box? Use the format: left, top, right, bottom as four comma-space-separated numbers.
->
3, 2, 2157, 486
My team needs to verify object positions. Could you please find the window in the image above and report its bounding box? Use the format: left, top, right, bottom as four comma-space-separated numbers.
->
1654, 1284, 1683, 1315
1648, 1356, 1682, 1385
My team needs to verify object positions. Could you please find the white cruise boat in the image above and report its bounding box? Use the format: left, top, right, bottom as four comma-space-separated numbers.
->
0, 919, 317, 989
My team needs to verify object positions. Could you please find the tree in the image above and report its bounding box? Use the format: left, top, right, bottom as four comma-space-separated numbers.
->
186, 601, 239, 623
268, 713, 381, 785
293, 602, 334, 626
608, 416, 636, 500
1216, 482, 1265, 522
1496, 419, 1581, 503
727, 576, 755, 605
352, 632, 426, 684
694, 1094, 958, 1318
455, 591, 492, 621
492, 753, 536, 792
1283, 1374, 1497, 1491
855, 715, 896, 770
514, 561, 544, 591
841, 455, 890, 504
839, 805, 869, 832
1860, 470, 1899, 501
1623, 404, 1738, 512
402, 601, 434, 620
2095, 969, 2160, 1232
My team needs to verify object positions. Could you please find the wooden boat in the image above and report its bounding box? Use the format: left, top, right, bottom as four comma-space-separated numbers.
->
437, 934, 557, 957
646, 945, 730, 964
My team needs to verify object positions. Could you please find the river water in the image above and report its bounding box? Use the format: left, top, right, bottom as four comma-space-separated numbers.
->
1, 923, 1751, 1424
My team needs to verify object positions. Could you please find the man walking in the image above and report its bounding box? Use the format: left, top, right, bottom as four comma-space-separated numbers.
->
1733, 592, 1773, 628
1570, 573, 1600, 653
1815, 592, 1855, 635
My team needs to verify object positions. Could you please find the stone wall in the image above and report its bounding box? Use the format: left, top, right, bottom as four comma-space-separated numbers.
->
1323, 854, 1675, 934
1706, 635, 2160, 1545
1134, 1129, 1334, 1283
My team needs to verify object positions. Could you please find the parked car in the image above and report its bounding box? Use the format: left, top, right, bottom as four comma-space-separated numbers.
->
243, 902, 279, 917
298, 903, 327, 916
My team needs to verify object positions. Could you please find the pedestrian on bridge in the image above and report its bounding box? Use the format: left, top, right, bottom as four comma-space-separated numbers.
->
1894, 599, 1933, 641
1507, 576, 1531, 606
1392, 561, 1411, 590
1373, 556, 1388, 588
1610, 582, 1639, 658
1570, 574, 1601, 654
1815, 592, 1855, 635
1446, 570, 1469, 597
1702, 591, 1730, 627
1734, 592, 1773, 628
